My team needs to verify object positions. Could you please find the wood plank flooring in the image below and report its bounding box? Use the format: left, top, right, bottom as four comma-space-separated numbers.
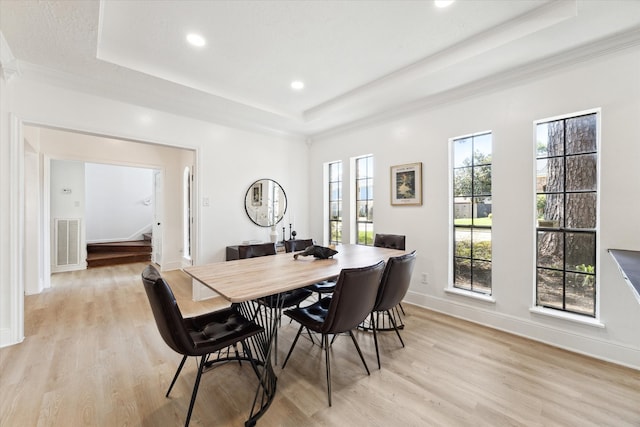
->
1, 262, 638, 426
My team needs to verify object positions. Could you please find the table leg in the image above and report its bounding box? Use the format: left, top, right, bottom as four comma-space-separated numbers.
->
236, 295, 283, 426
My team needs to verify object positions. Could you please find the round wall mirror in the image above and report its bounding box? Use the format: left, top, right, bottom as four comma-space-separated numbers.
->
244, 179, 287, 227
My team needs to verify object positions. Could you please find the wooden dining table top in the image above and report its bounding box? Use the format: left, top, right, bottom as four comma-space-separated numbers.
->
183, 244, 407, 303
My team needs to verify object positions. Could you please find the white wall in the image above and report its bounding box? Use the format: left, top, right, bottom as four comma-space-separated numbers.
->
85, 163, 154, 242
309, 46, 640, 369
50, 159, 85, 271
0, 74, 309, 347
0, 68, 14, 343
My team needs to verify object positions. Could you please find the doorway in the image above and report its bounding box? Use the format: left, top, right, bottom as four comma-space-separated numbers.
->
22, 124, 196, 293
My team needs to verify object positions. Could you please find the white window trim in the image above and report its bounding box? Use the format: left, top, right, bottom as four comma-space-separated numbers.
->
529, 306, 605, 328
532, 108, 602, 321
445, 287, 496, 303
448, 131, 493, 296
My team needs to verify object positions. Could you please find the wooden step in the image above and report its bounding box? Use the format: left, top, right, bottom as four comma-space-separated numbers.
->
86, 240, 152, 268
87, 240, 152, 254
87, 252, 151, 268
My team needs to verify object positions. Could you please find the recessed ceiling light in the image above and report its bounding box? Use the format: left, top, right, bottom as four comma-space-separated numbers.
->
291, 80, 305, 90
434, 0, 454, 8
186, 33, 206, 47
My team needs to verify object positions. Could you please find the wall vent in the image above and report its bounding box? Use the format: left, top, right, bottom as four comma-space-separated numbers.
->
55, 218, 81, 268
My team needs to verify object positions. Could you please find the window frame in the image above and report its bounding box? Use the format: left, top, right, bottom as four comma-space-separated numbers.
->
450, 131, 493, 296
354, 155, 374, 246
533, 109, 600, 319
328, 161, 343, 245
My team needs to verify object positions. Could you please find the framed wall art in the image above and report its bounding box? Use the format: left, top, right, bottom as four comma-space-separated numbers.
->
390, 162, 422, 206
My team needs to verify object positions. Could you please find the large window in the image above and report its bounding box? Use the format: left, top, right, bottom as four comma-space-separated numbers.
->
355, 155, 374, 245
535, 112, 598, 317
328, 161, 342, 244
452, 132, 492, 294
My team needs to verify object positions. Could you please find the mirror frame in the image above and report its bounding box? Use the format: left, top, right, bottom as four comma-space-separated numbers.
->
244, 178, 288, 227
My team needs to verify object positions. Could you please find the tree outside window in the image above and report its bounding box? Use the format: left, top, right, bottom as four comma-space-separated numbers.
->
536, 112, 598, 317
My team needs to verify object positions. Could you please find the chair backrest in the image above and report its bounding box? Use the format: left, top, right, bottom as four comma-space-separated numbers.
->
322, 260, 385, 334
284, 239, 314, 253
374, 234, 406, 250
141, 265, 194, 355
237, 242, 277, 259
374, 251, 416, 312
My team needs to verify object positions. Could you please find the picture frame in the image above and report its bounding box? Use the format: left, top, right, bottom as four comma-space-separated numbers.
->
391, 162, 422, 206
251, 182, 263, 207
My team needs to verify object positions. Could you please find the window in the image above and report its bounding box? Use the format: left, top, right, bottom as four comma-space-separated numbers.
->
355, 155, 374, 245
535, 112, 598, 317
328, 161, 343, 244
452, 132, 492, 294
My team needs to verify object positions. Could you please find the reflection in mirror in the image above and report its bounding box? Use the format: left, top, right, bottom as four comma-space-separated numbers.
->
244, 179, 287, 227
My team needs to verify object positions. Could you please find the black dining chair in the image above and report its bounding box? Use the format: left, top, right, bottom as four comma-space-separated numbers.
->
373, 233, 407, 319
237, 242, 277, 259
141, 265, 264, 427
284, 238, 313, 252
370, 251, 416, 369
284, 238, 337, 299
374, 233, 406, 250
282, 260, 385, 406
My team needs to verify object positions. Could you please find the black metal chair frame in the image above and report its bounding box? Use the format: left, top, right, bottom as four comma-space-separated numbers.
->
370, 251, 416, 369
372, 233, 408, 322
141, 265, 268, 427
281, 261, 385, 406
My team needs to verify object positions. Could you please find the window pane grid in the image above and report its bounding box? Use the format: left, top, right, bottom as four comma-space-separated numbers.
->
535, 112, 597, 317
356, 155, 374, 246
328, 161, 343, 244
452, 133, 492, 295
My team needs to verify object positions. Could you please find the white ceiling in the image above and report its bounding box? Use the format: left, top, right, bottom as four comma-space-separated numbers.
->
1, 0, 639, 139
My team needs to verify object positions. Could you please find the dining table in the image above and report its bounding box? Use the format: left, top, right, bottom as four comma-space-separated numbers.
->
183, 243, 407, 426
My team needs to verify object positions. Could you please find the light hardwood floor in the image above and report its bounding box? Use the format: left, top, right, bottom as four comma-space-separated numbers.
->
1, 262, 638, 426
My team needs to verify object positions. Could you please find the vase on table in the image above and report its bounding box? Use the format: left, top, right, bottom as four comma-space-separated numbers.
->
270, 226, 278, 243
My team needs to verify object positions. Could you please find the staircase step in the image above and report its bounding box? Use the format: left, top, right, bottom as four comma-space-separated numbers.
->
142, 233, 152, 242
87, 240, 151, 254
86, 252, 151, 268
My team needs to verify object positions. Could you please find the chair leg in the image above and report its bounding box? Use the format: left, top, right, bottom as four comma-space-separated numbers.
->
282, 324, 304, 368
348, 330, 370, 376
387, 309, 405, 347
323, 334, 332, 407
398, 302, 406, 316
166, 355, 188, 397
371, 312, 381, 369
184, 355, 208, 427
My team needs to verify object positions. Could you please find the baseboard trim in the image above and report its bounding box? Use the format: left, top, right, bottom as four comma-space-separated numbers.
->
405, 291, 640, 370
0, 327, 23, 349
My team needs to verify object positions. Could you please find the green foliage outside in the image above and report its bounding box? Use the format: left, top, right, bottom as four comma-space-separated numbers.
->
454, 217, 492, 226
455, 239, 491, 260
358, 230, 374, 245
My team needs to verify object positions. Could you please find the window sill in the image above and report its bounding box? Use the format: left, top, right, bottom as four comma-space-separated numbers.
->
445, 287, 496, 303
529, 306, 605, 328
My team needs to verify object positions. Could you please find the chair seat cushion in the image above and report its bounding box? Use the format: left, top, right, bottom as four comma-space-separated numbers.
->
284, 297, 332, 332
184, 306, 263, 353
305, 279, 336, 294
259, 288, 313, 308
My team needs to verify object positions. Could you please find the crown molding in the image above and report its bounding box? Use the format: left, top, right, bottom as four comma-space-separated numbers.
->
310, 27, 640, 142
303, 0, 577, 123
